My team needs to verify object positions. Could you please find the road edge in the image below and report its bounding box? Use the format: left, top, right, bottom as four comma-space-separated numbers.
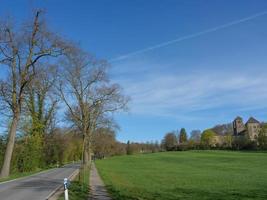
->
45, 167, 80, 200
0, 168, 57, 185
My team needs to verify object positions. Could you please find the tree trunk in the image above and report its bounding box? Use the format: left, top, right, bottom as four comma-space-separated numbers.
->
83, 149, 89, 166
88, 138, 92, 164
0, 115, 19, 178
83, 134, 92, 167
88, 147, 92, 164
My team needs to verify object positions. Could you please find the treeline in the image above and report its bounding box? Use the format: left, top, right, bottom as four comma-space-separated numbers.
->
161, 124, 267, 152
0, 128, 83, 173
92, 129, 162, 158
125, 140, 161, 155
0, 10, 128, 178
91, 123, 267, 159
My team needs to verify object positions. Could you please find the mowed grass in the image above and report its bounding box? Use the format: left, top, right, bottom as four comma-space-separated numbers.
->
96, 151, 267, 200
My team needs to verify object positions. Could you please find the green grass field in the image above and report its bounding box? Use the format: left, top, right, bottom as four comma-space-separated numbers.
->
96, 151, 267, 200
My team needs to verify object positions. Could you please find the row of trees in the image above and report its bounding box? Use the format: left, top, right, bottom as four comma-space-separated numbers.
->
161, 128, 190, 151
125, 140, 161, 155
91, 124, 267, 158
0, 10, 128, 178
161, 124, 267, 151
0, 128, 83, 173
92, 132, 162, 158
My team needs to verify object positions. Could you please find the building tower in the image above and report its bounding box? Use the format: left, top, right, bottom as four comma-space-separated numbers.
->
233, 116, 245, 136
245, 117, 260, 140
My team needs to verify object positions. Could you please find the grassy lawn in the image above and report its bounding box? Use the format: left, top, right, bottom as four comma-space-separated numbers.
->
58, 166, 90, 200
96, 151, 267, 200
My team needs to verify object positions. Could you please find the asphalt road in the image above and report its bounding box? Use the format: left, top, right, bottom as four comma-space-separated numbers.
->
0, 163, 80, 200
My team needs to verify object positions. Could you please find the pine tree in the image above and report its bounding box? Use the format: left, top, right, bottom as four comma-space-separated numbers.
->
179, 128, 188, 143
126, 140, 132, 155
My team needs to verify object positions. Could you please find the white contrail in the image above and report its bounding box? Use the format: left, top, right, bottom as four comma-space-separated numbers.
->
110, 10, 267, 62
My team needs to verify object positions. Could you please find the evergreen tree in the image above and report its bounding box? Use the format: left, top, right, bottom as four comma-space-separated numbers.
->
179, 128, 188, 143
126, 140, 132, 155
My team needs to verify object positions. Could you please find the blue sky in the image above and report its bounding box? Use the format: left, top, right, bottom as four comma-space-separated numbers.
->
1, 0, 267, 142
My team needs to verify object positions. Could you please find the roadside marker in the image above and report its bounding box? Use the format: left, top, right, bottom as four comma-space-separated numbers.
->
64, 178, 69, 200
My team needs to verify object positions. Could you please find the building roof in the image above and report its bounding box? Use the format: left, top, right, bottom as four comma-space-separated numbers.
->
246, 117, 260, 124
234, 116, 243, 121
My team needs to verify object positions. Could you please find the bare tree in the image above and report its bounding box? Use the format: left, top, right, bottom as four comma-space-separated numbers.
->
0, 11, 65, 178
59, 46, 128, 166
92, 128, 117, 159
24, 64, 59, 135
161, 132, 178, 151
190, 130, 201, 142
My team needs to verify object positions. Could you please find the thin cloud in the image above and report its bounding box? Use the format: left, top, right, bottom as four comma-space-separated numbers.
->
110, 10, 267, 62
117, 70, 267, 118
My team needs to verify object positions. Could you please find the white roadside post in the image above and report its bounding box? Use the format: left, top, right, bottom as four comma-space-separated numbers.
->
64, 178, 69, 200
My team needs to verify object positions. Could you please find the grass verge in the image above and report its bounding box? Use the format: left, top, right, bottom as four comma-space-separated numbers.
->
58, 165, 90, 200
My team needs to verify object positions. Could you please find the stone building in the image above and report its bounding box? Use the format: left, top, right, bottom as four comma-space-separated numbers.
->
233, 116, 245, 136
233, 116, 261, 140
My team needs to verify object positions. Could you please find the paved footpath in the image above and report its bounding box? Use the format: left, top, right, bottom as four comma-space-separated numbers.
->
89, 163, 112, 200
